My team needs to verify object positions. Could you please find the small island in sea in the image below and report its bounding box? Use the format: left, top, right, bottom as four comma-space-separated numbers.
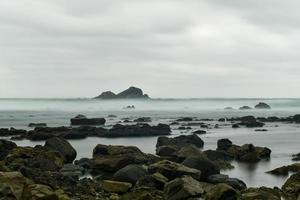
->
94, 86, 150, 99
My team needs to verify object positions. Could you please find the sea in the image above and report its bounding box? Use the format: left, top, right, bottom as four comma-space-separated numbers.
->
0, 98, 300, 188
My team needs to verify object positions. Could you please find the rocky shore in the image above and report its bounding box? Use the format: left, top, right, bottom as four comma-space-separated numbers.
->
0, 113, 300, 199
0, 133, 299, 200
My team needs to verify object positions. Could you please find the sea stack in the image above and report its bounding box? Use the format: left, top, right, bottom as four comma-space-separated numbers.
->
94, 86, 149, 99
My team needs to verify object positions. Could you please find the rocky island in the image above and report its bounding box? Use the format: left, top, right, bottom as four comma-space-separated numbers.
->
94, 87, 150, 99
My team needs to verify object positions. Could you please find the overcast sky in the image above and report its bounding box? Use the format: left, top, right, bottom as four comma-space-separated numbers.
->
1, 0, 300, 98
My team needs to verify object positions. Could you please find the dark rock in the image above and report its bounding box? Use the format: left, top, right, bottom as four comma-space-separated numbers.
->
207, 174, 247, 191
107, 114, 117, 118
204, 150, 234, 162
102, 180, 132, 193
95, 86, 149, 99
70, 115, 106, 126
136, 172, 168, 190
293, 114, 300, 123
282, 171, 300, 200
164, 176, 204, 200
239, 106, 252, 110
28, 123, 47, 128
133, 117, 151, 122
241, 187, 282, 200
182, 156, 220, 180
267, 163, 300, 176
217, 139, 233, 151
176, 117, 194, 122
44, 137, 77, 163
205, 183, 238, 200
156, 134, 204, 150
292, 153, 300, 161
178, 126, 191, 130
193, 130, 207, 134
103, 123, 171, 137
0, 128, 26, 137
148, 160, 202, 181
60, 164, 85, 177
91, 144, 157, 173
255, 129, 268, 132
0, 139, 17, 160
232, 124, 240, 128
255, 102, 271, 109
224, 107, 234, 110
113, 164, 147, 184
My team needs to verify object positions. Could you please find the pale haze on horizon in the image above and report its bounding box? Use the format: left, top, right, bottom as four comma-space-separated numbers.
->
0, 0, 300, 98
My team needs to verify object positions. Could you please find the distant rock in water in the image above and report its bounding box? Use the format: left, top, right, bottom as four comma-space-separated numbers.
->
255, 102, 271, 109
94, 86, 149, 99
239, 106, 252, 110
70, 115, 106, 126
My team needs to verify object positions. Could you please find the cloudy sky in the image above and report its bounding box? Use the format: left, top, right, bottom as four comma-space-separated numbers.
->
0, 0, 300, 98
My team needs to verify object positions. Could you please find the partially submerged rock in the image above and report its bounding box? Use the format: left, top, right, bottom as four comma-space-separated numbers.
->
239, 106, 252, 110
255, 102, 271, 109
267, 163, 300, 176
28, 123, 47, 128
70, 115, 106, 126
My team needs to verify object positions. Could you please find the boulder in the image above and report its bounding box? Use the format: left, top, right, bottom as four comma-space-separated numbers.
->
21, 184, 63, 200
113, 164, 147, 184
91, 144, 156, 173
164, 176, 204, 200
148, 160, 201, 181
60, 164, 85, 177
267, 163, 300, 176
241, 187, 281, 200
207, 174, 247, 191
217, 139, 233, 151
44, 137, 77, 163
282, 172, 300, 200
133, 117, 152, 122
239, 106, 252, 110
205, 183, 238, 200
255, 102, 271, 109
0, 139, 17, 160
136, 173, 168, 190
156, 134, 204, 150
293, 114, 300, 123
102, 180, 132, 193
70, 115, 105, 126
193, 130, 207, 135
120, 187, 164, 200
292, 153, 300, 161
28, 123, 47, 128
182, 156, 220, 180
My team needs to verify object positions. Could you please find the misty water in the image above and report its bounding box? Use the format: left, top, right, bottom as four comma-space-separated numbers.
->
0, 98, 300, 188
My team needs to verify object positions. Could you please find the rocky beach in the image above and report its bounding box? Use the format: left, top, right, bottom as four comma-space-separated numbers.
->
0, 96, 300, 200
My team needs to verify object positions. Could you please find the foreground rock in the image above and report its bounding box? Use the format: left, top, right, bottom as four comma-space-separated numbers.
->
102, 180, 132, 193
241, 187, 281, 200
44, 137, 77, 163
164, 175, 204, 200
113, 164, 147, 184
292, 153, 300, 161
90, 144, 158, 174
70, 114, 106, 126
207, 174, 247, 191
95, 86, 150, 99
282, 172, 300, 200
217, 138, 271, 162
255, 102, 271, 109
0, 139, 17, 160
267, 163, 300, 176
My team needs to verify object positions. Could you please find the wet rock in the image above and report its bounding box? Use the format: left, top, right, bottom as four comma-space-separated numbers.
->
203, 150, 234, 170
182, 156, 220, 180
4, 146, 65, 171
0, 139, 17, 160
148, 160, 202, 181
176, 117, 194, 122
113, 164, 147, 184
255, 129, 268, 132
239, 106, 252, 110
136, 172, 168, 190
70, 115, 106, 126
205, 183, 238, 200
193, 130, 207, 135
0, 128, 27, 137
156, 134, 204, 150
91, 144, 157, 173
44, 137, 77, 163
22, 184, 66, 200
60, 164, 85, 177
255, 102, 271, 109
164, 175, 204, 200
102, 180, 132, 193
267, 163, 300, 176
217, 139, 233, 151
207, 174, 247, 191
120, 187, 164, 200
238, 116, 265, 128
241, 187, 281, 200
293, 114, 300, 123
282, 172, 300, 200
28, 123, 47, 128
100, 123, 171, 137
107, 114, 117, 118
232, 124, 240, 128
133, 117, 151, 122
292, 153, 300, 161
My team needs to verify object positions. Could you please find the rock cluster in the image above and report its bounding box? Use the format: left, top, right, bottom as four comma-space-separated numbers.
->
94, 86, 149, 99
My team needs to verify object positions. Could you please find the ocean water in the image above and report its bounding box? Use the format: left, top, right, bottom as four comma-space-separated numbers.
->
0, 98, 300, 188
